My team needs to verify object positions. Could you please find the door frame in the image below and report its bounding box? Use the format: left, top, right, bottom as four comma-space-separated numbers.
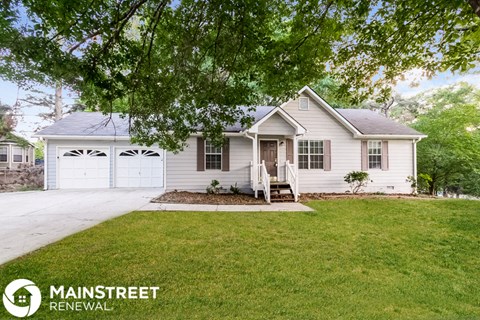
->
258, 139, 279, 179
56, 146, 111, 189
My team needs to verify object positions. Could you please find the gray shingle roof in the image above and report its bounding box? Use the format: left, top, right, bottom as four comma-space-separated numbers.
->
35, 106, 276, 137
36, 113, 131, 137
336, 109, 423, 136
35, 107, 422, 138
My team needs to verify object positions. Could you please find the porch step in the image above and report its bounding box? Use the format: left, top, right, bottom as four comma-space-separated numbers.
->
270, 181, 295, 203
270, 192, 295, 202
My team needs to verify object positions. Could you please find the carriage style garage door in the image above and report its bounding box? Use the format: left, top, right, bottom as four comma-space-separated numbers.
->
115, 148, 164, 188
58, 148, 110, 189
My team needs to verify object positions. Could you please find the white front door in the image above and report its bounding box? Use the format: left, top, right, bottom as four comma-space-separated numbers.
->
115, 148, 164, 188
58, 148, 110, 189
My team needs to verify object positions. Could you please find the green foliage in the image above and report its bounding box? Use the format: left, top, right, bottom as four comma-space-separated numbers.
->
417, 173, 433, 195
344, 171, 370, 194
1, 199, 480, 319
206, 179, 221, 194
230, 182, 240, 195
412, 84, 480, 196
0, 1, 479, 149
0, 102, 15, 136
34, 140, 44, 160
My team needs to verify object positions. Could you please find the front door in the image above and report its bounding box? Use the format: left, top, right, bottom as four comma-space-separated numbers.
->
260, 141, 277, 178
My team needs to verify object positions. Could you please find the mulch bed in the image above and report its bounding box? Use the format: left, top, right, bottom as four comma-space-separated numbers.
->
152, 191, 267, 205
152, 191, 435, 205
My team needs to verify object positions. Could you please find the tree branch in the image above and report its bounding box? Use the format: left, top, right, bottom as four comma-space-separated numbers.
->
468, 0, 480, 18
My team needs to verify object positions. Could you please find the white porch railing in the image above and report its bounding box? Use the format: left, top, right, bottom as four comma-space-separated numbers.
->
285, 160, 298, 202
259, 160, 271, 203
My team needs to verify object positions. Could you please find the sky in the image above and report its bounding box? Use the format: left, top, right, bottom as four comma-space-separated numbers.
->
1, 69, 479, 141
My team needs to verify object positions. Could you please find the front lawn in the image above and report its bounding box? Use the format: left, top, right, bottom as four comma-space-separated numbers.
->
1, 199, 479, 319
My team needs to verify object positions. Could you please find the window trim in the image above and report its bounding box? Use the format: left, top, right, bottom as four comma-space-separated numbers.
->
0, 146, 8, 163
205, 140, 222, 170
368, 140, 382, 170
12, 146, 24, 163
298, 139, 324, 170
298, 97, 309, 111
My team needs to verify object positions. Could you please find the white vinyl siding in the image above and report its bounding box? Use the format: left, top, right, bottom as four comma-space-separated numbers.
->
368, 141, 382, 169
258, 113, 295, 135
283, 92, 414, 194
166, 136, 252, 192
205, 140, 222, 170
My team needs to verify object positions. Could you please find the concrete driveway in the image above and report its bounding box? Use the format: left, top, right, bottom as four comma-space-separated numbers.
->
0, 188, 162, 265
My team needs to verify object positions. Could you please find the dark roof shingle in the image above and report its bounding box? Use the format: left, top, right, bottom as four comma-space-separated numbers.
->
336, 109, 423, 136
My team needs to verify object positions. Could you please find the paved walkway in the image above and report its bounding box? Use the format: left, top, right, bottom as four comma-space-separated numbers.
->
140, 202, 314, 212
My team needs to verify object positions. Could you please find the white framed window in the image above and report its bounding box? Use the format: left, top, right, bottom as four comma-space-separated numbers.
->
298, 140, 323, 169
205, 140, 222, 170
299, 97, 309, 111
13, 147, 24, 163
0, 146, 7, 162
368, 141, 382, 169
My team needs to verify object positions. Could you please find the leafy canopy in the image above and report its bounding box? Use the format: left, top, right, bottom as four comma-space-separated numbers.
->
0, 0, 479, 150
412, 83, 480, 196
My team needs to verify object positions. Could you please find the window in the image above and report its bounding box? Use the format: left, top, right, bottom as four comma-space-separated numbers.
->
13, 147, 23, 163
63, 149, 84, 157
368, 141, 382, 169
298, 140, 323, 169
299, 97, 309, 110
0, 146, 7, 162
205, 140, 222, 170
87, 150, 107, 157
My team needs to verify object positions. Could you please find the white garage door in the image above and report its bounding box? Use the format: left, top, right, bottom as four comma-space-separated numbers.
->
115, 148, 164, 188
58, 148, 110, 189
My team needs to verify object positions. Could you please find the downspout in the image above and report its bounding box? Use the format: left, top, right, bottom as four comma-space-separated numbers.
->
412, 137, 423, 194
43, 138, 48, 190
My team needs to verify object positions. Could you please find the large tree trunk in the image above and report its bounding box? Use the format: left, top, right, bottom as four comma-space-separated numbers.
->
54, 81, 63, 122
468, 0, 480, 18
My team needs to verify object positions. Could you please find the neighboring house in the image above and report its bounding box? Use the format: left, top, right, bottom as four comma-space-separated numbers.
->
0, 133, 35, 169
35, 86, 426, 202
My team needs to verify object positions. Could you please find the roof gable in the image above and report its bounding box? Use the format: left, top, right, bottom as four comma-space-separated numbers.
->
247, 107, 306, 135
280, 86, 425, 139
280, 86, 362, 135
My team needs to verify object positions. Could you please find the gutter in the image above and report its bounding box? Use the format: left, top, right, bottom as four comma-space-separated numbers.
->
353, 134, 428, 140
32, 135, 131, 141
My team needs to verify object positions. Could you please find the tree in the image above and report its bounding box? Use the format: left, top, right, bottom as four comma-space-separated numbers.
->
0, 1, 479, 151
19, 89, 85, 131
412, 83, 480, 196
0, 102, 15, 136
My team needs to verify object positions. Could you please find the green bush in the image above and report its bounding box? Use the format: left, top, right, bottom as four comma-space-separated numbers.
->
206, 179, 221, 194
344, 171, 370, 194
230, 182, 240, 194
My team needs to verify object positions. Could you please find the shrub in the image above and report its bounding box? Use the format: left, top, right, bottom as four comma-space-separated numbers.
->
417, 173, 432, 194
230, 183, 240, 194
206, 179, 221, 194
344, 171, 370, 194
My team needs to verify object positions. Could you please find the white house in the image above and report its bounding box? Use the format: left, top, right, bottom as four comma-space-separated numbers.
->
35, 86, 426, 202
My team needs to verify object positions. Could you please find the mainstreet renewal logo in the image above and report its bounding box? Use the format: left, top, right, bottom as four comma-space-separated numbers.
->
3, 279, 41, 318
3, 279, 160, 317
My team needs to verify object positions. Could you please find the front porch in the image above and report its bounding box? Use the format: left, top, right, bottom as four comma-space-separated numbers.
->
243, 106, 306, 203
247, 136, 300, 203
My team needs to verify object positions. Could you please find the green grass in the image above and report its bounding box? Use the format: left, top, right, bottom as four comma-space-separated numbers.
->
1, 199, 479, 319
